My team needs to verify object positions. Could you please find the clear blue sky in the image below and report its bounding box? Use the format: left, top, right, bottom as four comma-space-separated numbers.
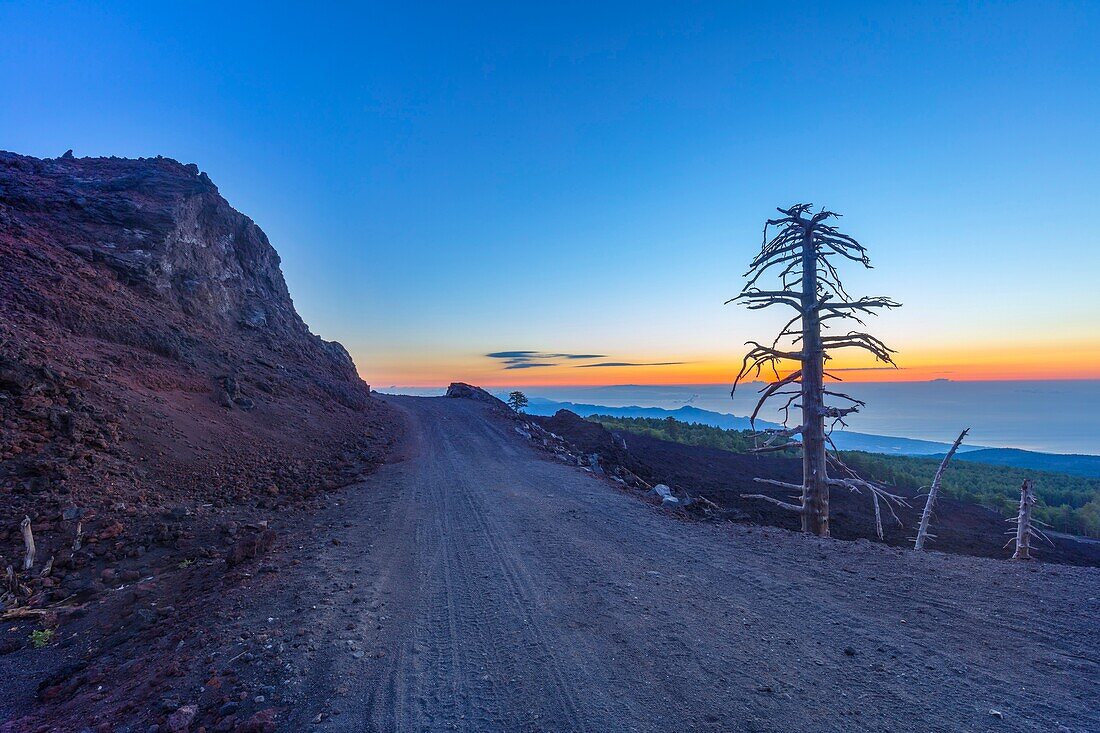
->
3, 2, 1098, 385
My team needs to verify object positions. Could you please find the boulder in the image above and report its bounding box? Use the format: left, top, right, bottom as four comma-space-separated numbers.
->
649, 484, 691, 510
650, 484, 673, 500
445, 383, 508, 410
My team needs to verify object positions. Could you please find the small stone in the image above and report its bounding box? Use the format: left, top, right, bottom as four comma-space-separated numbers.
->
844, 646, 857, 656
165, 704, 197, 733
239, 708, 277, 733
989, 709, 1003, 719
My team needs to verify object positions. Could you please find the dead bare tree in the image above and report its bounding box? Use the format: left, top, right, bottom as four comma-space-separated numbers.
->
1007, 479, 1052, 559
913, 428, 969, 551
731, 204, 901, 537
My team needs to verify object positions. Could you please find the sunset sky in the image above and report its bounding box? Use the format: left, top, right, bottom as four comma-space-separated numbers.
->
3, 2, 1098, 388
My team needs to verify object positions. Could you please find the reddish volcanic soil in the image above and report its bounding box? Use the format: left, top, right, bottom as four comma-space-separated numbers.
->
0, 152, 397, 730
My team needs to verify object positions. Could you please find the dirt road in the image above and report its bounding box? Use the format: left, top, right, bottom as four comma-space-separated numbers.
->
232, 396, 1097, 732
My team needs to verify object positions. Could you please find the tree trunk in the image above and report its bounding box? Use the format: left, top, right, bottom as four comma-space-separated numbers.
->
800, 228, 829, 536
1012, 479, 1035, 560
914, 428, 968, 551
733, 205, 898, 538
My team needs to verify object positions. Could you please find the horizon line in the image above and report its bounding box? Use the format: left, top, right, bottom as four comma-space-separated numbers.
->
373, 376, 1100, 389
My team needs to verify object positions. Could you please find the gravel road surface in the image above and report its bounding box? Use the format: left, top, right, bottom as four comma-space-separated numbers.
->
249, 396, 1098, 732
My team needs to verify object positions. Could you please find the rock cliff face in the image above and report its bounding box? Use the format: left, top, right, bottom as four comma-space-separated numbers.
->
0, 152, 363, 397
0, 151, 393, 574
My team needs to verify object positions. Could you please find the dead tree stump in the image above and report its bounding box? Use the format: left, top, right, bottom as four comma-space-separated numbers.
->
20, 516, 36, 572
1011, 480, 1038, 560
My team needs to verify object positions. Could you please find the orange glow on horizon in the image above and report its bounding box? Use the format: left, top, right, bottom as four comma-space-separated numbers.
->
360, 345, 1100, 388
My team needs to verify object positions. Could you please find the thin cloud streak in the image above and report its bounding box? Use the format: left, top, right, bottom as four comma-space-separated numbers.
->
487, 351, 605, 370
575, 361, 685, 368
487, 351, 605, 360
487, 349, 685, 373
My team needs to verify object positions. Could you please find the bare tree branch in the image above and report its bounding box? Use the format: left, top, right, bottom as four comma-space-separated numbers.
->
740, 494, 804, 513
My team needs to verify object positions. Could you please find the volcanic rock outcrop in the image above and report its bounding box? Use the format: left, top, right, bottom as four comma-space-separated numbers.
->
0, 151, 394, 586
445, 382, 509, 410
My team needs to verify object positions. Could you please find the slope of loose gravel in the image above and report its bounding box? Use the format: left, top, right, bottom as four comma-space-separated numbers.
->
211, 395, 1097, 733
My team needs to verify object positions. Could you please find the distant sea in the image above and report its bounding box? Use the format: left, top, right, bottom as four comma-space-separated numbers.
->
384, 381, 1100, 456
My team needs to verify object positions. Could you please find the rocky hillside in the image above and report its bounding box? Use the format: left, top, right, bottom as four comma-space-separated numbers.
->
0, 151, 395, 609
534, 409, 1100, 566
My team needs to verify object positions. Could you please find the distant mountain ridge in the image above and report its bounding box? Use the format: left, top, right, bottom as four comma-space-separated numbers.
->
950, 448, 1100, 478
519, 397, 981, 455
515, 396, 1100, 478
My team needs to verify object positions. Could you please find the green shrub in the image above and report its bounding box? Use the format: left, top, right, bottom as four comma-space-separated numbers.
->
29, 628, 54, 649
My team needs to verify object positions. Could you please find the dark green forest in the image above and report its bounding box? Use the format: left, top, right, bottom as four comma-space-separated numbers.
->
590, 415, 1100, 537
